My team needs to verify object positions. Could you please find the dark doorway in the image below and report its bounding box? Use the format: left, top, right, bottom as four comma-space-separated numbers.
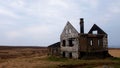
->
62, 52, 65, 58
69, 52, 72, 58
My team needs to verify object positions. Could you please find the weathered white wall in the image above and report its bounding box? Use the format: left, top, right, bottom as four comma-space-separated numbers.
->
103, 36, 108, 50
60, 22, 79, 59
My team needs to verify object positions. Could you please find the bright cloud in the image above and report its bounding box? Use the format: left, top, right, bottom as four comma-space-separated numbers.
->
0, 6, 19, 19
0, 0, 119, 47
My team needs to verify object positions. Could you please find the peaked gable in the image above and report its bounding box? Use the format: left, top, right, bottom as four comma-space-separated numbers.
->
88, 24, 107, 34
60, 21, 79, 38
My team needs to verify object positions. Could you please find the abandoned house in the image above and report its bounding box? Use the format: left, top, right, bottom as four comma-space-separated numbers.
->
48, 18, 111, 59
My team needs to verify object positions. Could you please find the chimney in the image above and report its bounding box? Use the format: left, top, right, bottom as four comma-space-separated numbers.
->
80, 18, 84, 33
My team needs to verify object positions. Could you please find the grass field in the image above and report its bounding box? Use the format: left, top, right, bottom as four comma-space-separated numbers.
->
0, 47, 119, 68
109, 48, 120, 57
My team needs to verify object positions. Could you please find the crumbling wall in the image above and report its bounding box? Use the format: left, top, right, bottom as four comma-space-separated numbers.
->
60, 22, 79, 59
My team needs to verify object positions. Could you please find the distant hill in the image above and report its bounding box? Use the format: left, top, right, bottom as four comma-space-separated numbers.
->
0, 46, 47, 50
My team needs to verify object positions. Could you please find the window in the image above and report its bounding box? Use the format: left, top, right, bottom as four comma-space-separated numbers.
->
62, 51, 65, 58
62, 40, 66, 46
68, 39, 74, 46
69, 52, 72, 58
66, 30, 68, 34
92, 30, 97, 34
69, 29, 71, 33
98, 40, 100, 46
90, 40, 93, 46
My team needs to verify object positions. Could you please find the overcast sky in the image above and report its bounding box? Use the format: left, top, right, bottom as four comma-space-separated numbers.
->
0, 0, 120, 47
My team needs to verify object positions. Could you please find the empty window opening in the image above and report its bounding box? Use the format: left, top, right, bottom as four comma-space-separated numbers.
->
69, 29, 71, 33
90, 40, 93, 46
98, 40, 100, 46
66, 30, 68, 34
69, 52, 72, 58
69, 39, 74, 46
62, 40, 66, 46
62, 52, 65, 58
92, 30, 98, 34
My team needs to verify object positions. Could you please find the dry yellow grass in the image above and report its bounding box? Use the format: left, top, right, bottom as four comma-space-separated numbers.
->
0, 47, 119, 68
0, 56, 61, 68
109, 49, 120, 57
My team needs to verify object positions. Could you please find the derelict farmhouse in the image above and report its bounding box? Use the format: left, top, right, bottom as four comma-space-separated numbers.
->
48, 18, 111, 59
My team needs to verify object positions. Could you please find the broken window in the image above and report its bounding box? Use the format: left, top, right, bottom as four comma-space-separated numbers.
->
68, 38, 74, 47
68, 29, 71, 33
92, 30, 97, 34
103, 38, 107, 48
66, 30, 68, 34
69, 52, 72, 58
62, 40, 66, 46
90, 40, 93, 46
62, 51, 65, 58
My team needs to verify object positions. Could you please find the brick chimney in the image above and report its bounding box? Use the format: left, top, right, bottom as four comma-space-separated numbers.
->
80, 18, 84, 33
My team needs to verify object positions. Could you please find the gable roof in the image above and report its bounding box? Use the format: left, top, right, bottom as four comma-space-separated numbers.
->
48, 42, 60, 48
88, 24, 107, 34
60, 21, 79, 36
